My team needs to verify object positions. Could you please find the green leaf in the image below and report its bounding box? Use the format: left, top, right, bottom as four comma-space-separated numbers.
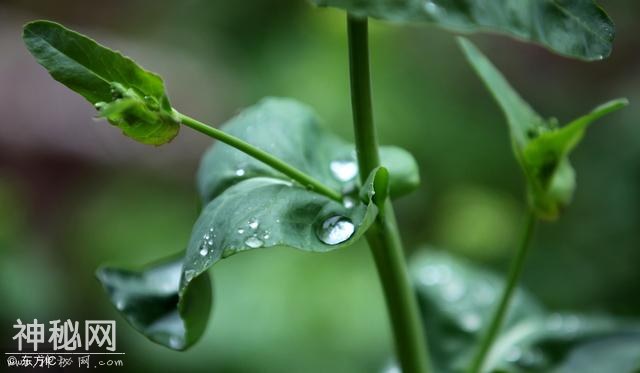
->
410, 249, 640, 372
458, 38, 628, 219
22, 20, 179, 145
96, 255, 212, 350
196, 98, 420, 203
182, 98, 385, 302
311, 0, 615, 61
410, 249, 544, 372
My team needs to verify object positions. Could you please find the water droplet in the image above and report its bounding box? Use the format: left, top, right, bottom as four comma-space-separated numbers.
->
235, 168, 246, 177
330, 159, 358, 181
209, 228, 214, 232
207, 240, 213, 245
204, 234, 210, 240
261, 231, 271, 240
184, 270, 196, 282
276, 219, 281, 223
343, 197, 356, 209
245, 236, 264, 248
460, 313, 482, 332
248, 218, 259, 230
237, 228, 245, 234
317, 216, 355, 245
199, 247, 208, 256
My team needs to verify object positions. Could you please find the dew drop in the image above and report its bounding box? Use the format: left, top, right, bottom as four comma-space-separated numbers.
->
207, 240, 213, 245
199, 247, 208, 256
343, 196, 356, 209
248, 218, 259, 230
245, 236, 264, 248
317, 216, 355, 245
237, 228, 245, 234
262, 230, 271, 240
204, 234, 210, 240
330, 159, 358, 181
235, 168, 246, 177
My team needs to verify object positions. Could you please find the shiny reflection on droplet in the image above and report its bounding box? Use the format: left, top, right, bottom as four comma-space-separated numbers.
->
237, 228, 245, 234
248, 218, 259, 230
199, 247, 208, 257
235, 169, 246, 177
317, 216, 355, 245
330, 159, 358, 181
245, 236, 264, 248
343, 196, 356, 209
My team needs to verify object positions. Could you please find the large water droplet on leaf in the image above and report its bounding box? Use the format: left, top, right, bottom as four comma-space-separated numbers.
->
316, 216, 355, 245
330, 159, 358, 181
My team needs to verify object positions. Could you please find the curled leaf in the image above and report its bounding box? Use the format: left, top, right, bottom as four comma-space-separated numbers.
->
96, 255, 212, 351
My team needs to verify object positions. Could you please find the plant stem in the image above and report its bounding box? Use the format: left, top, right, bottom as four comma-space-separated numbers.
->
347, 14, 431, 373
468, 210, 538, 373
175, 110, 343, 202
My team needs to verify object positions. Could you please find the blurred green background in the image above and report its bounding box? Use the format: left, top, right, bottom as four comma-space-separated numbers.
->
0, 1, 638, 372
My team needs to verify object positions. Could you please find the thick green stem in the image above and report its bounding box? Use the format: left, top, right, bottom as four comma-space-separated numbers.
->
347, 14, 431, 373
175, 110, 343, 202
468, 211, 538, 373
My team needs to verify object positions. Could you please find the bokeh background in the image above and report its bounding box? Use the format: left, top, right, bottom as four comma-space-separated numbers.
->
1, 1, 638, 372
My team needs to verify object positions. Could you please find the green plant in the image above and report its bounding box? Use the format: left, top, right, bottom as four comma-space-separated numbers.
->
22, 1, 636, 372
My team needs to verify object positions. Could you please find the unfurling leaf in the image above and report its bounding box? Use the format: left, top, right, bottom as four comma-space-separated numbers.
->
458, 38, 628, 220
23, 20, 179, 145
96, 255, 211, 351
311, 0, 615, 61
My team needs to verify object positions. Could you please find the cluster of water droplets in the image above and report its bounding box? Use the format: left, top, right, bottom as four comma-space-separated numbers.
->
232, 217, 273, 250
199, 227, 217, 258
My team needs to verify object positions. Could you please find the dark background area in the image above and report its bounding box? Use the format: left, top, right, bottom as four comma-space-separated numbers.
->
0, 1, 638, 372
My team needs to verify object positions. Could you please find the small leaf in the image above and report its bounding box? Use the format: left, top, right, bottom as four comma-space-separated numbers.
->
458, 38, 628, 219
96, 255, 212, 350
311, 0, 615, 61
23, 20, 179, 145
